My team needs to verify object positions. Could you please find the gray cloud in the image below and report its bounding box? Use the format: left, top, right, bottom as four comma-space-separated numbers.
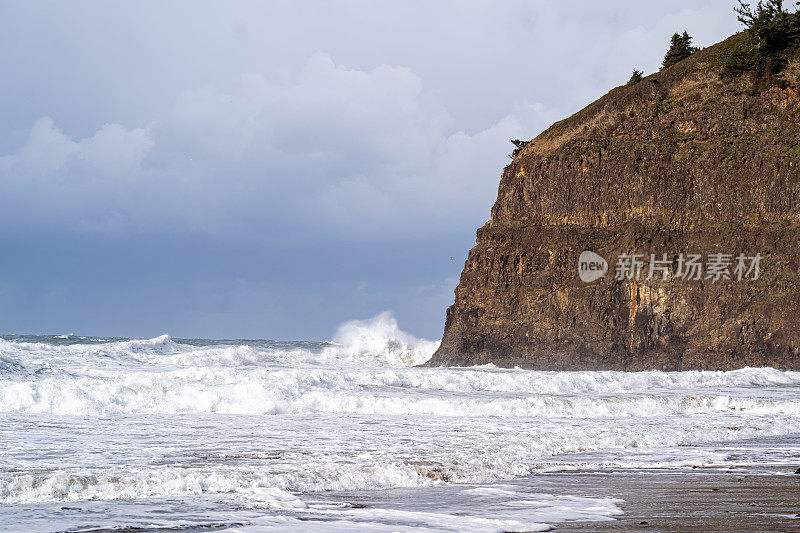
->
0, 52, 557, 241
0, 1, 745, 338
0, 1, 742, 244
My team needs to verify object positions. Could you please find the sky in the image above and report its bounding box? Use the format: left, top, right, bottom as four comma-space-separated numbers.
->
0, 1, 742, 340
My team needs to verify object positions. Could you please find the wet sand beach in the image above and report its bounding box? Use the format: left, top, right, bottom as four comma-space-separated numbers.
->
309, 462, 800, 532
547, 468, 800, 532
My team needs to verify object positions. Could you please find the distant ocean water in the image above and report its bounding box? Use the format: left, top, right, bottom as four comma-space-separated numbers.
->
2, 312, 800, 531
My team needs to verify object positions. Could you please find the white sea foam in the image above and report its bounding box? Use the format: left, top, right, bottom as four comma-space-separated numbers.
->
0, 462, 431, 506
2, 315, 800, 531
228, 493, 623, 533
0, 313, 439, 372
0, 468, 292, 506
3, 363, 800, 418
0, 466, 623, 532
254, 507, 553, 533
319, 311, 440, 367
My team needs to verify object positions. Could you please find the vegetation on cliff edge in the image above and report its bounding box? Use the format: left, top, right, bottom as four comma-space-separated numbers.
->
725, 0, 800, 78
661, 31, 699, 71
508, 2, 800, 161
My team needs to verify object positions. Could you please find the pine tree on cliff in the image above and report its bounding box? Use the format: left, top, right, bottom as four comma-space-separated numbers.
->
508, 139, 528, 159
726, 1, 800, 77
626, 69, 644, 86
660, 31, 698, 70
735, 0, 800, 54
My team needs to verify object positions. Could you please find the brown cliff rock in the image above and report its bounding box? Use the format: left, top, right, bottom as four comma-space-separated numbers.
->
426, 33, 800, 370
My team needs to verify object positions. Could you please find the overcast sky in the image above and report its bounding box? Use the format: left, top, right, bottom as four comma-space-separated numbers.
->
0, 1, 741, 340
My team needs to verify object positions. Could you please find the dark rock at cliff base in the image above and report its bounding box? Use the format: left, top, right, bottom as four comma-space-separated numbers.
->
425, 33, 800, 371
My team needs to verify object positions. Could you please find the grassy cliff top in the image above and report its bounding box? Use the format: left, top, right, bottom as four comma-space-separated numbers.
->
490, 29, 800, 229
519, 31, 800, 159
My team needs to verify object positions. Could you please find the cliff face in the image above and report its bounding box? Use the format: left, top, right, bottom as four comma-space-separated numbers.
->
426, 33, 800, 370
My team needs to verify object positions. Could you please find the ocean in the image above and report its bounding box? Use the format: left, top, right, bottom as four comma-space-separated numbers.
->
2, 312, 800, 532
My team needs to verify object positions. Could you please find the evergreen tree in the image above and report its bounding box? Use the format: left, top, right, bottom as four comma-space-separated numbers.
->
726, 1, 800, 77
660, 31, 698, 71
508, 139, 528, 160
735, 0, 800, 54
626, 69, 644, 86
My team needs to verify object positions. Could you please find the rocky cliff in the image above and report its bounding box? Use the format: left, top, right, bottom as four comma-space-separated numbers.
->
426, 33, 800, 370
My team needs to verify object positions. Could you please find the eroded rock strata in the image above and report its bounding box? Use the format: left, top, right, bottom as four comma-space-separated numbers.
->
426, 33, 800, 370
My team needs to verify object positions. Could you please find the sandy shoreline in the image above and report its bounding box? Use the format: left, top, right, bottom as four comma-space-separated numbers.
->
310, 458, 800, 532
545, 468, 800, 532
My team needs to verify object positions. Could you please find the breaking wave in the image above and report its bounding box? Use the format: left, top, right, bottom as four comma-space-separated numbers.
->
3, 363, 800, 417
0, 312, 439, 374
320, 311, 440, 367
3, 313, 800, 518
1, 311, 800, 417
